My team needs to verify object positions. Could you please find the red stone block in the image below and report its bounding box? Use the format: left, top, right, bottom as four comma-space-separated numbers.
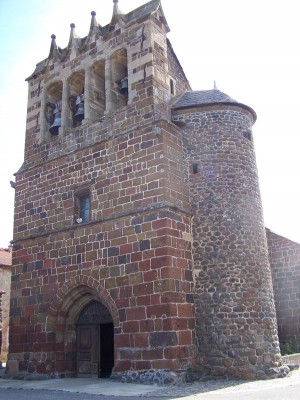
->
126, 306, 146, 321
133, 282, 154, 297
132, 332, 149, 347
179, 330, 193, 345
136, 295, 151, 306
177, 303, 194, 318
150, 256, 173, 269
139, 319, 154, 332
123, 320, 140, 333
142, 348, 163, 360
114, 334, 130, 347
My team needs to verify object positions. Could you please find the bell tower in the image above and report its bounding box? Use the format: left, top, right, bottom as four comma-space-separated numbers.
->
9, 0, 194, 382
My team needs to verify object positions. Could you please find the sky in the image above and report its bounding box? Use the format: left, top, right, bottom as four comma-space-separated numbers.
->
0, 0, 299, 248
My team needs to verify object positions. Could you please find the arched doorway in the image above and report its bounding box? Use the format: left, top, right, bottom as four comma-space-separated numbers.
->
76, 300, 114, 378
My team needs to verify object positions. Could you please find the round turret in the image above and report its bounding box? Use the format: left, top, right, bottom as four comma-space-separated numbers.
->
172, 90, 286, 379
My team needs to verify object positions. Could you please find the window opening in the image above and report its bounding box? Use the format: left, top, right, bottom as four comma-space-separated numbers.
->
79, 194, 90, 223
192, 163, 199, 174
170, 79, 174, 95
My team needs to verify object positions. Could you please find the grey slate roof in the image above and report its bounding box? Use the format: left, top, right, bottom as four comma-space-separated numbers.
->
172, 90, 238, 109
172, 89, 256, 120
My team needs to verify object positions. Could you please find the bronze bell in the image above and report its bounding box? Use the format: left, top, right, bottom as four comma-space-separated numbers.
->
74, 94, 84, 122
120, 77, 128, 93
48, 100, 62, 135
49, 112, 61, 135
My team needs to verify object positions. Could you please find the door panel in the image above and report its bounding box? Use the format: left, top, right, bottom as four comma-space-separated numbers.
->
77, 324, 100, 377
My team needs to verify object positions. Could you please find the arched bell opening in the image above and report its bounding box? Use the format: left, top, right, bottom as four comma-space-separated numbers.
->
90, 60, 106, 121
44, 81, 63, 136
68, 70, 85, 128
110, 48, 128, 111
76, 300, 114, 378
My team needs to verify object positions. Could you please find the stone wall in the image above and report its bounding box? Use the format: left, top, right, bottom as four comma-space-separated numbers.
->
10, 118, 195, 375
0, 253, 12, 363
267, 229, 300, 343
172, 105, 283, 379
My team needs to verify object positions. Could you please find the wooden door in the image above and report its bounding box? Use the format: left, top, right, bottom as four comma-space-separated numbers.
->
77, 324, 100, 377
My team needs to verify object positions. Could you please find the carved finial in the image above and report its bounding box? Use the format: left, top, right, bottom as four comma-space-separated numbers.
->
49, 34, 62, 59
112, 0, 123, 20
50, 34, 57, 51
90, 11, 98, 28
69, 23, 75, 39
213, 80, 218, 90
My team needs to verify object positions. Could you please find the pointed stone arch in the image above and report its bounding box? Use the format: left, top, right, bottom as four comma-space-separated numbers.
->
47, 273, 119, 329
46, 273, 119, 375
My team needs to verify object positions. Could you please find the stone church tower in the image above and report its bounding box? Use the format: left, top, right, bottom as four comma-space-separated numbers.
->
8, 0, 287, 382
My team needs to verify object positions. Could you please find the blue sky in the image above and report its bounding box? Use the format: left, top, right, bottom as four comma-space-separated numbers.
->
0, 0, 299, 247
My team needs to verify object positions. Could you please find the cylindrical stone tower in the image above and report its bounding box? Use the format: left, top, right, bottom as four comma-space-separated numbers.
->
172, 90, 288, 379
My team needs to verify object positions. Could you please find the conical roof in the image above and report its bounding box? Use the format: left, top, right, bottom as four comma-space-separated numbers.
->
172, 89, 256, 120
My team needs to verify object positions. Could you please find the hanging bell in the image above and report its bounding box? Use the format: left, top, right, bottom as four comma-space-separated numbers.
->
120, 77, 128, 93
49, 111, 61, 135
48, 100, 62, 135
74, 94, 84, 122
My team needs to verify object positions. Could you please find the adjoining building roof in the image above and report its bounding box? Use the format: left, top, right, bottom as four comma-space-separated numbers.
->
172, 89, 256, 120
0, 249, 12, 267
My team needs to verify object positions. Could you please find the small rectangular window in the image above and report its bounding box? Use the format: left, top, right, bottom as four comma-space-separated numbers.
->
170, 79, 175, 95
74, 189, 91, 224
192, 163, 199, 174
79, 195, 90, 223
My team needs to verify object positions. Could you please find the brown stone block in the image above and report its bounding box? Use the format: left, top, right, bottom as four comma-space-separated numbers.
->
116, 275, 129, 287
100, 267, 109, 279
125, 263, 139, 275
163, 317, 188, 331
146, 303, 177, 318
86, 250, 98, 261
154, 279, 175, 293
150, 236, 172, 249
105, 277, 116, 289
129, 272, 143, 285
